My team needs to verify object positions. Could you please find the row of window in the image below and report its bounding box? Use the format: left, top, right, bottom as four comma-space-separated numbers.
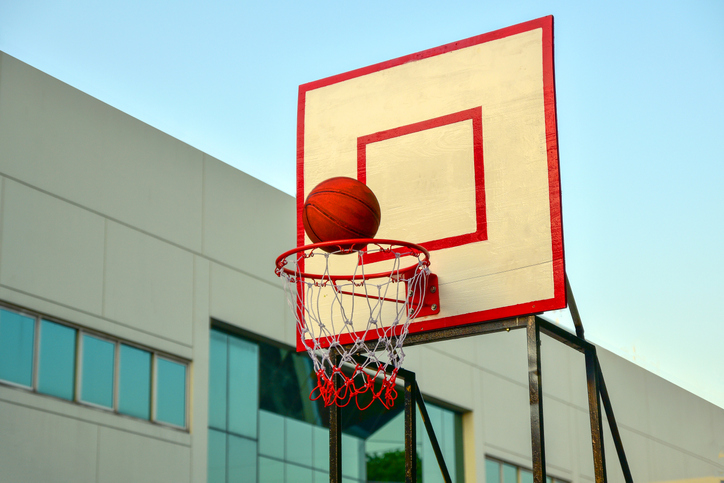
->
0, 305, 188, 428
486, 457, 569, 483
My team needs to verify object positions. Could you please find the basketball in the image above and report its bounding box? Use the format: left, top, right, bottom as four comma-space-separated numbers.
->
302, 177, 381, 250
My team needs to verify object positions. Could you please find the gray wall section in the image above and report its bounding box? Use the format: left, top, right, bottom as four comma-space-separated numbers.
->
0, 50, 722, 483
0, 50, 294, 483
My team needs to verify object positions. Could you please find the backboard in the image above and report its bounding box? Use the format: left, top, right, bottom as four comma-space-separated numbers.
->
296, 16, 565, 351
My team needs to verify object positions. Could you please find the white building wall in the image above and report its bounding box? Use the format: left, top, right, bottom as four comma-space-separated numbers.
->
0, 50, 294, 483
0, 50, 722, 483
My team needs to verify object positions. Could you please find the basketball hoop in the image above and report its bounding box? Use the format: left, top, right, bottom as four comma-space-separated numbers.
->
275, 239, 438, 409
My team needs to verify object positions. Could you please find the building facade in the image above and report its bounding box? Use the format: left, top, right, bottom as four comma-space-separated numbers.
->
0, 51, 723, 483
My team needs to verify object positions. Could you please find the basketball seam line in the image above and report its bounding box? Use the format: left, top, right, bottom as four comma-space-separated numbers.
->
305, 205, 371, 238
307, 189, 381, 224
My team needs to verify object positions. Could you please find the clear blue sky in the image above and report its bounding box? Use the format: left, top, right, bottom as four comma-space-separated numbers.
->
2, 0, 723, 408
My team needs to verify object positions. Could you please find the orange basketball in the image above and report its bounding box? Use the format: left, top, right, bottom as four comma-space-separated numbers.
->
302, 177, 381, 250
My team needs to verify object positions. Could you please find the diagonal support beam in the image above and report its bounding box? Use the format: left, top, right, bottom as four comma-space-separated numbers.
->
414, 382, 452, 483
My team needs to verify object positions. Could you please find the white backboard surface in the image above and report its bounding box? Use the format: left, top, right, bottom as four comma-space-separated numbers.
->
297, 16, 565, 350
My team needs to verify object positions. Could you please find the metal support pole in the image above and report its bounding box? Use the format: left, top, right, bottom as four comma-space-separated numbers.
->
527, 317, 546, 483
405, 371, 417, 483
413, 382, 452, 483
329, 352, 342, 483
585, 347, 607, 483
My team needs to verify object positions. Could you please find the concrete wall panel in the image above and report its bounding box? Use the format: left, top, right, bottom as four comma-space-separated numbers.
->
676, 389, 721, 462
573, 408, 597, 480
598, 348, 651, 436
0, 179, 105, 314
539, 333, 575, 403
0, 53, 204, 251
97, 426, 191, 483
480, 370, 532, 462
0, 400, 98, 483
474, 329, 529, 387
104, 221, 194, 346
210, 262, 289, 343
648, 439, 690, 482
683, 457, 724, 480
603, 425, 652, 483
202, 156, 295, 284
541, 398, 574, 473
191, 255, 211, 483
0, 385, 190, 446
645, 370, 687, 447
566, 347, 590, 412
404, 345, 475, 410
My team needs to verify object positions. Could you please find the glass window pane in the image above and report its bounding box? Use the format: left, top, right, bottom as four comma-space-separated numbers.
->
259, 410, 285, 459
0, 308, 35, 387
209, 330, 228, 430
228, 435, 257, 483
502, 463, 517, 483
287, 463, 313, 483
485, 459, 500, 483
521, 469, 534, 483
312, 425, 329, 470
441, 409, 456, 459
208, 428, 227, 483
342, 433, 363, 479
313, 469, 328, 483
80, 334, 115, 407
118, 344, 151, 419
286, 417, 313, 466
156, 357, 187, 427
421, 407, 457, 483
365, 410, 404, 455
38, 320, 76, 400
259, 456, 284, 482
228, 337, 258, 438
259, 343, 324, 425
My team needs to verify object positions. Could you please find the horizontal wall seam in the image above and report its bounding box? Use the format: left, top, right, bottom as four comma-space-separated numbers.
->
0, 394, 191, 448
0, 284, 193, 350
424, 346, 724, 468
0, 171, 286, 291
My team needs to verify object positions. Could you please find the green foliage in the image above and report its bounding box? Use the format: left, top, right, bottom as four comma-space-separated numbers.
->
366, 449, 422, 483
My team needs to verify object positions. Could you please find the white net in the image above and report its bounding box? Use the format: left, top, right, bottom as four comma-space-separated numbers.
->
275, 240, 430, 409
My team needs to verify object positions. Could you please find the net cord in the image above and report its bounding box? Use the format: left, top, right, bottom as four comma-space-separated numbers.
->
278, 244, 430, 409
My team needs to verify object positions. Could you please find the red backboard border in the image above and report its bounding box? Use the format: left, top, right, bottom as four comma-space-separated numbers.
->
295, 16, 565, 351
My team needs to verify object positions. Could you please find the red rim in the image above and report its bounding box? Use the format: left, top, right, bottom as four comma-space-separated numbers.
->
275, 238, 430, 281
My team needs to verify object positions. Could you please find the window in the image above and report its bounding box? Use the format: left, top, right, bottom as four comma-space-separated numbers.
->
38, 320, 77, 400
119, 344, 152, 419
156, 357, 187, 427
0, 304, 188, 429
80, 334, 116, 408
485, 457, 569, 483
208, 326, 465, 483
0, 308, 35, 387
208, 331, 260, 483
